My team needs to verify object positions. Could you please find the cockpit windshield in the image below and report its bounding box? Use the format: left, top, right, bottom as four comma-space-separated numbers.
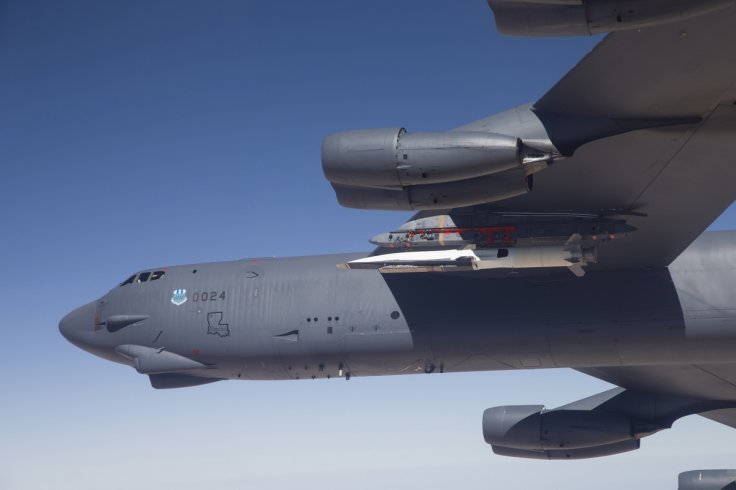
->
119, 270, 166, 287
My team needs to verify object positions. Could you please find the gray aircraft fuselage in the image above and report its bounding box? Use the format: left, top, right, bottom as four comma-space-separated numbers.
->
60, 230, 736, 384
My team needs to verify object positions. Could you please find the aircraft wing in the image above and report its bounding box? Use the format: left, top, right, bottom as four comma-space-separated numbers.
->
578, 365, 736, 429
456, 5, 736, 269
328, 6, 736, 271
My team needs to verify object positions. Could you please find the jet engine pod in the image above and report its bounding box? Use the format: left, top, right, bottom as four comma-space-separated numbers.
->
678, 470, 736, 490
330, 168, 530, 211
322, 128, 521, 188
482, 405, 635, 453
491, 439, 640, 460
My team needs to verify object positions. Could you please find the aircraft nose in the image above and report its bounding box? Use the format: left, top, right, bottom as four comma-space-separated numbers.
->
59, 301, 97, 347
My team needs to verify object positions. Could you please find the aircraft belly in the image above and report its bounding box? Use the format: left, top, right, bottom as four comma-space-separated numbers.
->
382, 267, 707, 370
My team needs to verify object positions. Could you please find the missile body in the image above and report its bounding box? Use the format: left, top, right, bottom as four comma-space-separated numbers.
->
341, 237, 596, 277
370, 213, 635, 250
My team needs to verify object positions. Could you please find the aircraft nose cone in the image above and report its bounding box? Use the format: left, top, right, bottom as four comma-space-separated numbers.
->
59, 301, 97, 347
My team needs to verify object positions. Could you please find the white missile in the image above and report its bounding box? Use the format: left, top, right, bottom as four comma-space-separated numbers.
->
339, 234, 596, 277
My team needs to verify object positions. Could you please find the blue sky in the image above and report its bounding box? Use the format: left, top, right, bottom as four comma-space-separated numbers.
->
1, 1, 734, 489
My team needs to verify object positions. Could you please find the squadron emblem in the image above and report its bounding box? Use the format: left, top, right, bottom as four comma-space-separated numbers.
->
170, 288, 187, 306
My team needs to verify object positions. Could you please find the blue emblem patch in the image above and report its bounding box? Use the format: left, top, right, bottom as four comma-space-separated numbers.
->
171, 288, 187, 306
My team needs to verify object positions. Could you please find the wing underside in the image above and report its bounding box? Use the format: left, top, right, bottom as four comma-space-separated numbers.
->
578, 364, 736, 429
456, 5, 736, 269
324, 1, 736, 461
352, 6, 736, 271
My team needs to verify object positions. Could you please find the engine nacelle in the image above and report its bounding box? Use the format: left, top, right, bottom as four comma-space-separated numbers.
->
679, 470, 736, 490
488, 0, 733, 36
330, 169, 530, 211
492, 439, 640, 460
322, 127, 547, 210
483, 405, 635, 453
322, 128, 522, 188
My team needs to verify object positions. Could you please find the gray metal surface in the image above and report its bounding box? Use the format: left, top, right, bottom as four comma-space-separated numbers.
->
60, 231, 736, 382
59, 0, 736, 465
486, 0, 734, 36
463, 5, 736, 269
679, 470, 736, 490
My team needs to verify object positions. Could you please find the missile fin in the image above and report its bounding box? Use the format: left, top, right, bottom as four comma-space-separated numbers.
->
568, 262, 586, 277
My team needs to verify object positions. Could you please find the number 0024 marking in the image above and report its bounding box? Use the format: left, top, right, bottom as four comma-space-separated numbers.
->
192, 291, 227, 302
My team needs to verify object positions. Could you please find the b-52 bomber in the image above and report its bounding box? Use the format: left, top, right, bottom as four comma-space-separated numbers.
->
61, 1, 736, 462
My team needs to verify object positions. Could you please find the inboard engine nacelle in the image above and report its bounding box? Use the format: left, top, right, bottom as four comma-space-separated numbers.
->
322, 128, 554, 210
678, 470, 736, 490
482, 405, 640, 460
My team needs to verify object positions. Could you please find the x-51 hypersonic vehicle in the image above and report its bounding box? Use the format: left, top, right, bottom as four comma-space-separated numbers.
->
61, 1, 736, 461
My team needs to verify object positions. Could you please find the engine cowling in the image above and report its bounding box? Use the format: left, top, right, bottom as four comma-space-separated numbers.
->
322, 128, 522, 188
330, 169, 530, 211
679, 470, 736, 490
322, 127, 548, 210
483, 405, 636, 456
491, 439, 640, 460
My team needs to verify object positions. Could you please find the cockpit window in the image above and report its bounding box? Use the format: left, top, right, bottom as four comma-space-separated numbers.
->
119, 270, 166, 287
120, 274, 136, 286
